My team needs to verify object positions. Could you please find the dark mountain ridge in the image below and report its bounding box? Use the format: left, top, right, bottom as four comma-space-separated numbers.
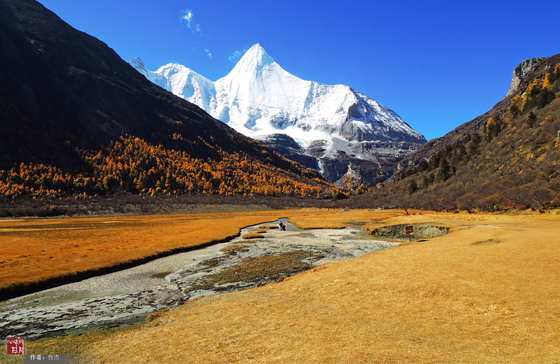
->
0, 0, 330, 200
1, 0, 245, 163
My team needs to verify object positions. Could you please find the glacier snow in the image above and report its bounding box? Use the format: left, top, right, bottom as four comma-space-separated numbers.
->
130, 44, 426, 183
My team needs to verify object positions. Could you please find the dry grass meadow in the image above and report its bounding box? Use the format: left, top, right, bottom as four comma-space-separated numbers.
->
2, 209, 560, 363
0, 209, 337, 298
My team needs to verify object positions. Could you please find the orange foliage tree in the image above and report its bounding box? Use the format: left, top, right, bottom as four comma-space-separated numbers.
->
0, 136, 330, 200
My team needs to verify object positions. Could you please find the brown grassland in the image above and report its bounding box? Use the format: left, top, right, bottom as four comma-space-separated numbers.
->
0, 209, 336, 298
2, 209, 560, 363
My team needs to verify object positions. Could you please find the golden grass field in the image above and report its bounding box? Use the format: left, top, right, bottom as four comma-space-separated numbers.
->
2, 209, 560, 363
0, 209, 337, 296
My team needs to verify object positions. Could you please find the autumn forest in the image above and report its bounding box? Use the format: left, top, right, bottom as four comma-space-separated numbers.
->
0, 136, 340, 201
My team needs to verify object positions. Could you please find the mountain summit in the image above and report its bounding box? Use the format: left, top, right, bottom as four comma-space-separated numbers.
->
232, 44, 275, 71
132, 44, 426, 184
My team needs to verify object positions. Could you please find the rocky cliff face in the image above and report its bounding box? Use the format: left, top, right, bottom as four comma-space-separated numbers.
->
507, 57, 545, 96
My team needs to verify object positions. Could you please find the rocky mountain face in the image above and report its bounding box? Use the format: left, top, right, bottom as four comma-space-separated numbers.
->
131, 44, 426, 185
507, 57, 545, 97
0, 0, 232, 167
0, 0, 328, 200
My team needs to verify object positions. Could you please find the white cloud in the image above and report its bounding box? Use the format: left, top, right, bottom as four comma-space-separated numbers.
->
205, 49, 213, 59
228, 48, 248, 63
180, 9, 194, 28
228, 51, 241, 62
181, 9, 203, 34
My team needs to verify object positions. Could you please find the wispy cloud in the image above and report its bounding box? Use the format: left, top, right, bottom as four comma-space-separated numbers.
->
228, 51, 241, 63
228, 48, 248, 63
180, 9, 194, 27
205, 49, 213, 59
180, 9, 202, 34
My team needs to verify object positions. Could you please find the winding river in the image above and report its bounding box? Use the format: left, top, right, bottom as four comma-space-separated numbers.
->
0, 219, 399, 340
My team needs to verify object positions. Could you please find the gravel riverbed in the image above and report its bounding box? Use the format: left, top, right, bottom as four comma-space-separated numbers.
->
0, 219, 399, 340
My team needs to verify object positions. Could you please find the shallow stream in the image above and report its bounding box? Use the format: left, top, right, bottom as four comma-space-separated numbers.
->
0, 219, 399, 340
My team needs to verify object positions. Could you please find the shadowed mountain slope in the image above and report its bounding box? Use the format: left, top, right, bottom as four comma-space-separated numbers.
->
0, 0, 329, 199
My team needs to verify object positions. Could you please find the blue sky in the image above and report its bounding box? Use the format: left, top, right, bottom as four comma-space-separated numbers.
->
37, 0, 560, 141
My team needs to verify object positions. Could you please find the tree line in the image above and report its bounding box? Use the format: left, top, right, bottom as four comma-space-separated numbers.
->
0, 136, 341, 200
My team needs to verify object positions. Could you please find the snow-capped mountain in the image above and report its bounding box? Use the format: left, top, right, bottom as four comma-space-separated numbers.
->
130, 44, 426, 185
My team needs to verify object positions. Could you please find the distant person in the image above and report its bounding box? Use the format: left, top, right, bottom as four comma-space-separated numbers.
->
279, 221, 286, 231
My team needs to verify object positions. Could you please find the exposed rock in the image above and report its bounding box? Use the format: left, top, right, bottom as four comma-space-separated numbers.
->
389, 52, 560, 180
369, 223, 449, 240
507, 57, 545, 96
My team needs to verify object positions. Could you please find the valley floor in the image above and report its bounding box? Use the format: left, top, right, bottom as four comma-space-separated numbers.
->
1, 209, 560, 363
0, 208, 349, 301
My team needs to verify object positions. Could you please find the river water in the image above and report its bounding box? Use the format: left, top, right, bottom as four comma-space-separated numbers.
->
0, 219, 399, 340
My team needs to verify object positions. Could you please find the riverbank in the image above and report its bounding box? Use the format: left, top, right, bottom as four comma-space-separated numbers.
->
3, 209, 387, 300
0, 219, 399, 340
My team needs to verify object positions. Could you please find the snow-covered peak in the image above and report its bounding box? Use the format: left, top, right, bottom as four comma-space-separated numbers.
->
129, 44, 426, 179
227, 44, 275, 78
129, 59, 217, 111
154, 63, 204, 87
130, 44, 425, 145
129, 57, 154, 81
240, 44, 274, 67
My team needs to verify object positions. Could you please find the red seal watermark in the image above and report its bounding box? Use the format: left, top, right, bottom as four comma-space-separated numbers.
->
6, 337, 25, 355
